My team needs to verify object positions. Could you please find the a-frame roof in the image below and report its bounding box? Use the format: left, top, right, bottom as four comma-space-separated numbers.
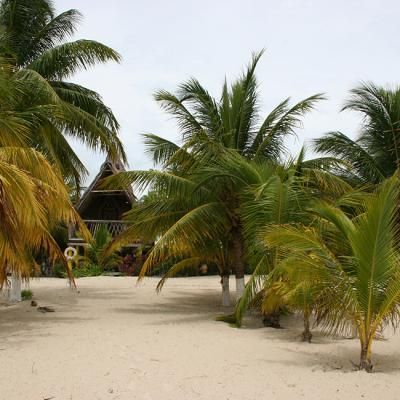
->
75, 157, 136, 214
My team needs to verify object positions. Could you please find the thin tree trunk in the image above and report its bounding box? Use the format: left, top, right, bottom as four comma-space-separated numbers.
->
221, 275, 231, 307
231, 227, 245, 299
9, 272, 22, 302
359, 340, 373, 372
301, 311, 312, 343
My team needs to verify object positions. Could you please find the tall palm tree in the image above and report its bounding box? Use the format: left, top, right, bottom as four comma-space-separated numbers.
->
265, 175, 400, 371
0, 0, 126, 189
0, 57, 90, 299
107, 51, 324, 300
314, 82, 400, 184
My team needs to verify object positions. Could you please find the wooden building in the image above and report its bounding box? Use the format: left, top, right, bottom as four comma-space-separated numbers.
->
68, 157, 137, 248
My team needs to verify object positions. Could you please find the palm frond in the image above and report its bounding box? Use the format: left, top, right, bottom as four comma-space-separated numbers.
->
28, 39, 121, 80
156, 257, 202, 292
142, 133, 181, 167
252, 93, 325, 160
314, 131, 385, 183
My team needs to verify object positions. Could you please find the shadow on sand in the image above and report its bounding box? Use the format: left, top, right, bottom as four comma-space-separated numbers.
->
2, 280, 400, 374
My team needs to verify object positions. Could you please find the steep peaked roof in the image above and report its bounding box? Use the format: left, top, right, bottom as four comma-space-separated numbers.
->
76, 157, 136, 214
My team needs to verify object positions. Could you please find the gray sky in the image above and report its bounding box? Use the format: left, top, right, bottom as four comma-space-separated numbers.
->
57, 0, 400, 184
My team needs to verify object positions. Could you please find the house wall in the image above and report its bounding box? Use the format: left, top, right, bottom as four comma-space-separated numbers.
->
80, 193, 131, 220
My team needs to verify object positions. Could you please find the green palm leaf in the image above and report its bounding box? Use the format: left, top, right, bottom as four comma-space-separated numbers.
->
28, 40, 120, 80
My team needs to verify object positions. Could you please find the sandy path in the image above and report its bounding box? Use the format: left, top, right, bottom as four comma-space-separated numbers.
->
0, 276, 399, 400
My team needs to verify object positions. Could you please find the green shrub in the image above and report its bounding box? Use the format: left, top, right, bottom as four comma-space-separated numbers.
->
84, 225, 122, 271
52, 261, 104, 278
21, 289, 33, 300
72, 264, 103, 278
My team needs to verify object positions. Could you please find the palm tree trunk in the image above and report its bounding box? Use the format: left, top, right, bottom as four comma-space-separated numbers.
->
359, 339, 373, 372
9, 271, 22, 302
301, 311, 312, 343
221, 274, 231, 307
231, 227, 245, 299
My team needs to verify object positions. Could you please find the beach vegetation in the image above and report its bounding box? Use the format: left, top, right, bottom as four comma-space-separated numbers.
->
264, 176, 400, 371
104, 52, 324, 305
21, 289, 33, 301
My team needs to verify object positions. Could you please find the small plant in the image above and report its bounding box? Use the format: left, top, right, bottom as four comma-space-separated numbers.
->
84, 225, 122, 271
72, 264, 103, 278
21, 290, 33, 301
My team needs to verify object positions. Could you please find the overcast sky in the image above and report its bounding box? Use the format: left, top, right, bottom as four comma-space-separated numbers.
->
57, 0, 399, 184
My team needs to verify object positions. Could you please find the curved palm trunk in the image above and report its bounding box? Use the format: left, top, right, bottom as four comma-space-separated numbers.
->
231, 227, 245, 299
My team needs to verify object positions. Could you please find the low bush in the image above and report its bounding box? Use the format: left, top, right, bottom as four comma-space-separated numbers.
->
72, 264, 103, 278
21, 289, 33, 301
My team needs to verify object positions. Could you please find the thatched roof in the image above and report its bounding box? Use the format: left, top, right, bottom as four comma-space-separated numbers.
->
76, 157, 136, 216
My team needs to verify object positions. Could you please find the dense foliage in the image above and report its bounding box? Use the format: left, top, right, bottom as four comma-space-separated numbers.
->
104, 52, 400, 371
0, 0, 125, 191
0, 0, 123, 287
2, 0, 400, 373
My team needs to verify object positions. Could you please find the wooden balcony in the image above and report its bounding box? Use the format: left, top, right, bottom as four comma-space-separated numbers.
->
83, 219, 128, 237
68, 219, 139, 247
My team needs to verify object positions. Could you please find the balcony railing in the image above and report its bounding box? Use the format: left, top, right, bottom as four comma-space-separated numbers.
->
68, 219, 129, 241
84, 219, 128, 237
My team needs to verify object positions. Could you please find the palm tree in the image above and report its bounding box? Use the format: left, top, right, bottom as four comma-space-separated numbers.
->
229, 157, 311, 325
0, 0, 126, 189
107, 51, 324, 301
105, 145, 236, 304
0, 57, 90, 299
314, 82, 400, 184
265, 175, 400, 371
0, 146, 88, 297
217, 148, 353, 326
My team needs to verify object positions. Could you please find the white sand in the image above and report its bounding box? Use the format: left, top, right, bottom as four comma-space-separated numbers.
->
0, 276, 399, 400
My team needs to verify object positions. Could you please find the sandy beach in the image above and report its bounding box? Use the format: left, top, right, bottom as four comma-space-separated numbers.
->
0, 276, 399, 400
